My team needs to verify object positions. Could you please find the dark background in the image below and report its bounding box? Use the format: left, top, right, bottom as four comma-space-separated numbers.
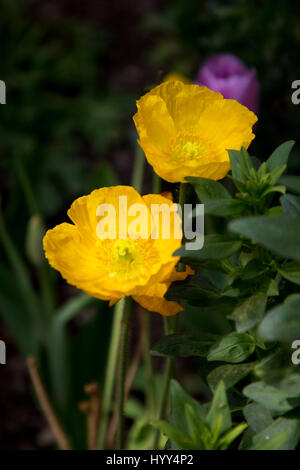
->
1, 0, 300, 449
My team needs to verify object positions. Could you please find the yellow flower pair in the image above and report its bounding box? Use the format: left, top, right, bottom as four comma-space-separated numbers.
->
43, 80, 257, 316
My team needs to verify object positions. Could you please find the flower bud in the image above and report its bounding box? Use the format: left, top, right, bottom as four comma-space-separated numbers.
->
26, 214, 45, 267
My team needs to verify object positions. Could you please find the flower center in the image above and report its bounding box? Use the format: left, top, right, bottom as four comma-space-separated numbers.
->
168, 132, 215, 163
114, 240, 135, 264
96, 237, 159, 283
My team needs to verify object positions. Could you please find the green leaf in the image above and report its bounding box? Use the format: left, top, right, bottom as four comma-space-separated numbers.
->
0, 208, 40, 355
230, 216, 300, 262
207, 363, 255, 392
280, 194, 300, 217
276, 374, 300, 395
0, 285, 36, 356
218, 422, 248, 450
258, 294, 300, 343
241, 259, 268, 280
184, 404, 207, 449
203, 199, 247, 217
228, 293, 267, 333
277, 261, 300, 285
250, 418, 300, 450
243, 403, 273, 433
151, 420, 195, 450
50, 298, 107, 410
206, 381, 231, 434
228, 147, 254, 182
269, 164, 287, 185
261, 185, 286, 198
265, 205, 283, 216
254, 348, 292, 384
165, 283, 222, 306
170, 380, 206, 435
210, 414, 224, 447
151, 333, 218, 358
279, 175, 300, 195
239, 428, 255, 450
265, 278, 279, 297
243, 381, 300, 413
54, 293, 94, 326
266, 141, 295, 172
228, 149, 244, 182
175, 234, 242, 261
248, 430, 290, 450
186, 177, 231, 201
127, 418, 158, 451
207, 332, 256, 363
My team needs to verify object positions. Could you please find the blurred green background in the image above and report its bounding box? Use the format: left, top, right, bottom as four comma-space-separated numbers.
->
1, 0, 300, 449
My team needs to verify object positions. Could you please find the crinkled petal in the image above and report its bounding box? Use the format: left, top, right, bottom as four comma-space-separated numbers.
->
133, 283, 183, 317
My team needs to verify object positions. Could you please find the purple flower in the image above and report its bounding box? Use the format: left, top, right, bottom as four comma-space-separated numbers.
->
196, 53, 259, 113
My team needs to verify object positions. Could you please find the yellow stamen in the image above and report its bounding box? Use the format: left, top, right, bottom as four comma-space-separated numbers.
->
168, 132, 215, 163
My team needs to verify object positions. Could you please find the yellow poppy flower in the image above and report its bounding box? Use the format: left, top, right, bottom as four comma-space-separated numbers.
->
43, 186, 193, 316
133, 80, 258, 183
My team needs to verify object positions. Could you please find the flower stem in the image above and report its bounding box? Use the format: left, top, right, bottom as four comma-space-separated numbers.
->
153, 316, 175, 449
153, 172, 162, 194
178, 182, 188, 272
142, 311, 155, 414
116, 296, 132, 449
97, 298, 125, 449
132, 145, 145, 193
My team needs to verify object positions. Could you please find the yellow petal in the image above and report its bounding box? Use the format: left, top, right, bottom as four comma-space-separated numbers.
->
133, 282, 183, 317
196, 98, 257, 154
133, 94, 176, 148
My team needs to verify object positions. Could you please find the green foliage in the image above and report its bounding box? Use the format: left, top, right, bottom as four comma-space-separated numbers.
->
207, 332, 256, 363
159, 141, 300, 450
230, 216, 300, 262
207, 363, 255, 392
152, 380, 247, 450
228, 293, 267, 333
175, 234, 243, 261
266, 141, 295, 172
1, 0, 300, 450
258, 295, 300, 343
248, 418, 300, 450
151, 333, 218, 358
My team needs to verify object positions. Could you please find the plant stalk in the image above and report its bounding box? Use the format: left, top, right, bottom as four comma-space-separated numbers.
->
132, 145, 145, 193
153, 316, 175, 449
116, 296, 132, 449
97, 298, 125, 449
178, 182, 188, 272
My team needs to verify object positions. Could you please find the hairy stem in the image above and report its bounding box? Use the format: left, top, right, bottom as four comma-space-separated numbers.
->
132, 145, 145, 193
153, 316, 175, 449
116, 297, 132, 449
97, 298, 125, 449
178, 182, 188, 272
153, 172, 162, 194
